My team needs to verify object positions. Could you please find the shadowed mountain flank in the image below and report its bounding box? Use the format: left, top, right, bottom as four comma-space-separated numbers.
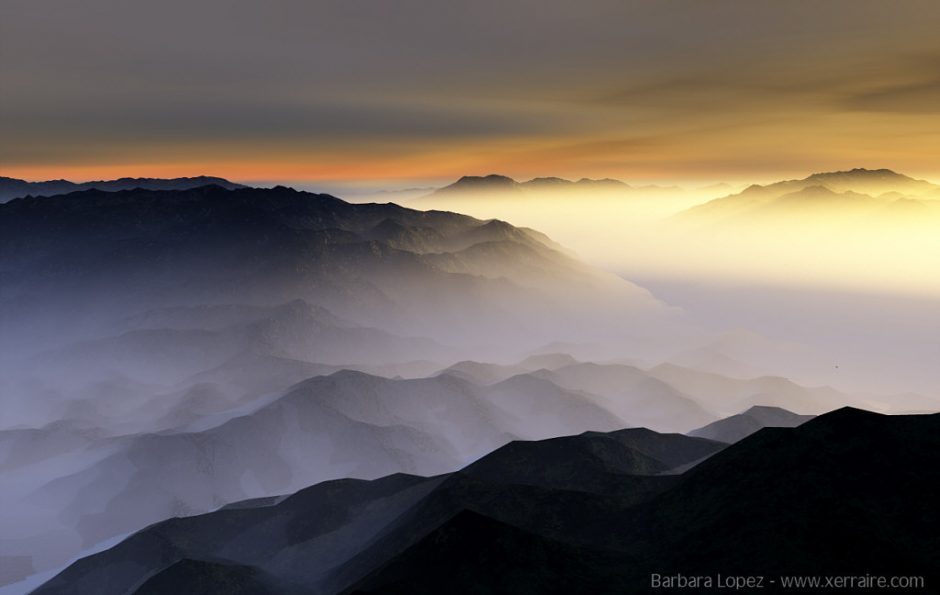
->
689, 405, 814, 443
33, 409, 939, 594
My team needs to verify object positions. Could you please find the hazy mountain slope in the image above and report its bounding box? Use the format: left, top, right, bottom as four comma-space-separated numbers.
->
530, 363, 715, 432
436, 353, 578, 385
0, 176, 245, 202
17, 299, 449, 434
479, 374, 624, 438
9, 370, 625, 577
34, 409, 938, 594
0, 184, 674, 585
0, 184, 667, 355
434, 357, 852, 431
33, 426, 723, 595
649, 362, 850, 415
679, 168, 939, 221
688, 405, 814, 443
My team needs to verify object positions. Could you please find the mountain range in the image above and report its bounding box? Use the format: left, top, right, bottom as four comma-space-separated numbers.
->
0, 184, 666, 358
433, 174, 630, 194
424, 174, 684, 198
31, 408, 940, 594
1, 346, 875, 586
679, 168, 940, 222
3, 174, 937, 591
0, 176, 245, 203
0, 183, 674, 585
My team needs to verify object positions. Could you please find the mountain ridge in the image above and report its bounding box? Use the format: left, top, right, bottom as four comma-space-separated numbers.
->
0, 175, 246, 203
680, 167, 940, 221
0, 184, 667, 353
30, 408, 940, 594
688, 405, 814, 443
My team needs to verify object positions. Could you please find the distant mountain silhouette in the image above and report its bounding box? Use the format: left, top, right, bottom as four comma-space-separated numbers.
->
520, 177, 630, 190
435, 357, 851, 431
33, 408, 940, 594
427, 174, 655, 198
433, 174, 521, 194
803, 167, 933, 192
0, 175, 245, 202
746, 167, 936, 199
680, 167, 940, 221
689, 405, 814, 443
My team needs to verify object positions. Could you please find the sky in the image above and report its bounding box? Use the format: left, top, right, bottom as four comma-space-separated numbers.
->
2, 0, 940, 186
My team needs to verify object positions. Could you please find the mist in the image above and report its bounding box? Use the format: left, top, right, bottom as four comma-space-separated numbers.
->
1, 176, 938, 590
408, 170, 940, 395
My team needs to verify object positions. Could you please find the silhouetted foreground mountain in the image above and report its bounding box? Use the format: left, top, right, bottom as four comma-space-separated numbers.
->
689, 405, 814, 443
34, 408, 939, 594
0, 175, 245, 202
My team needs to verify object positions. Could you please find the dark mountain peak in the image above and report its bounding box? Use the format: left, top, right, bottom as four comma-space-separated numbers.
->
477, 218, 515, 232
805, 167, 907, 182
803, 405, 882, 426
690, 405, 814, 443
461, 174, 516, 183
436, 174, 520, 194
741, 405, 803, 417
425, 174, 636, 200
105, 175, 231, 184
